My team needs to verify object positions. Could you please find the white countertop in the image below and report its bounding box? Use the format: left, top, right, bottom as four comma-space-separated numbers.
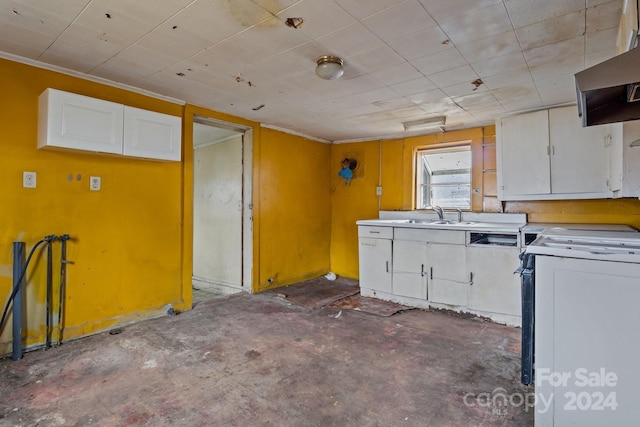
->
356, 218, 525, 233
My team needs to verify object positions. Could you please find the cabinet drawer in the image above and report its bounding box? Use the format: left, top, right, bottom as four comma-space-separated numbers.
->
358, 226, 393, 239
394, 227, 465, 244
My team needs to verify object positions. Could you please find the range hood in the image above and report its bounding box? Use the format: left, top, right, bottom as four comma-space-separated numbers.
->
575, 46, 640, 127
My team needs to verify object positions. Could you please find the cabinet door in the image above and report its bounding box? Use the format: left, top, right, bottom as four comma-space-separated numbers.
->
123, 106, 182, 161
392, 240, 427, 299
498, 109, 550, 198
427, 243, 468, 306
358, 237, 392, 293
38, 88, 123, 154
466, 246, 521, 316
549, 105, 610, 194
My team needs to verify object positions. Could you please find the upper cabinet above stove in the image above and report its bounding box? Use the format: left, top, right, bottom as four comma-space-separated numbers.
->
496, 105, 623, 201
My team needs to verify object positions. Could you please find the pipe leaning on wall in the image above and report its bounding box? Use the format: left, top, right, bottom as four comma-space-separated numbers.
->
1, 234, 72, 360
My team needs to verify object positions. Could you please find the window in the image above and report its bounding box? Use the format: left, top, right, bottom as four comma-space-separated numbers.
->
415, 145, 471, 210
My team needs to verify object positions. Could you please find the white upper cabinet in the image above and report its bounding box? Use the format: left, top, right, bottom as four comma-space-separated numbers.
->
123, 106, 182, 161
497, 105, 621, 200
38, 88, 182, 161
38, 89, 123, 155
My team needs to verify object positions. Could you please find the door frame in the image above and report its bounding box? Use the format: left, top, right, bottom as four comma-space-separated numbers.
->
184, 113, 254, 307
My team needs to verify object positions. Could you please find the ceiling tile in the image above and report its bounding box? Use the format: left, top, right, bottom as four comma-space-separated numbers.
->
481, 68, 533, 90
92, 44, 181, 84
515, 10, 585, 51
457, 30, 521, 64
471, 52, 528, 78
504, 0, 585, 28
586, 0, 623, 33
442, 81, 490, 98
411, 47, 467, 75
535, 74, 576, 105
40, 23, 130, 72
347, 45, 406, 74
334, 0, 406, 19
371, 62, 424, 85
406, 88, 448, 105
362, 0, 437, 43
316, 23, 383, 58
283, 0, 357, 39
427, 64, 478, 87
417, 0, 502, 23
391, 77, 437, 96
529, 54, 584, 80
439, 3, 512, 46
388, 25, 451, 60
523, 35, 585, 67
586, 26, 619, 56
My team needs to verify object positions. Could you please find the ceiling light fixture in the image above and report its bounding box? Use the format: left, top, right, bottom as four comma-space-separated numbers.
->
403, 116, 446, 132
315, 55, 344, 80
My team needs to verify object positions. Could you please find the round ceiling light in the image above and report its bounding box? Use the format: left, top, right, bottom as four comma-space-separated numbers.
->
315, 55, 344, 80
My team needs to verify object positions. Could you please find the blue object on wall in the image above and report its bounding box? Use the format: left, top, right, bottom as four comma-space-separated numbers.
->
339, 157, 357, 185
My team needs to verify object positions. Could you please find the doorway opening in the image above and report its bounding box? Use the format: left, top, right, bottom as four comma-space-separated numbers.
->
192, 115, 253, 303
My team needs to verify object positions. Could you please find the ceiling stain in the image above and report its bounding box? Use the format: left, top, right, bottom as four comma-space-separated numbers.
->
224, 0, 277, 28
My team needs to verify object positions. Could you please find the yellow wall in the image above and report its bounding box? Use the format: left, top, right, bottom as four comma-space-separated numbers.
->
0, 59, 185, 353
256, 128, 332, 290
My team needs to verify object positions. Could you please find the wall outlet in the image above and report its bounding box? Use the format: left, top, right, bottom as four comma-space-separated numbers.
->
376, 186, 383, 196
23, 171, 36, 188
90, 176, 101, 191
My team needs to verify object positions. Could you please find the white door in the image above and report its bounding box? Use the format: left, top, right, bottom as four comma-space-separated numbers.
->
193, 120, 249, 295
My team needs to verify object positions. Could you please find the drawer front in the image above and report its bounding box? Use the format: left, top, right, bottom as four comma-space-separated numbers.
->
394, 227, 465, 244
358, 226, 393, 239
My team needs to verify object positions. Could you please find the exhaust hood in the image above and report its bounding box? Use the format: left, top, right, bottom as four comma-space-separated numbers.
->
575, 46, 640, 127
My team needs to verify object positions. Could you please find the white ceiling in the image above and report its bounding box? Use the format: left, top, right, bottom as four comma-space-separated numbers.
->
0, 0, 624, 142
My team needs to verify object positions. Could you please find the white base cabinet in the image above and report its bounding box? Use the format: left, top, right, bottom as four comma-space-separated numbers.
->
466, 246, 521, 316
38, 88, 182, 161
358, 226, 392, 294
428, 243, 468, 306
357, 224, 522, 326
392, 240, 427, 299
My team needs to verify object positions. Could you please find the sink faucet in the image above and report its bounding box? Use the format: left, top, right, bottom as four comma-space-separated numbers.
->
432, 206, 444, 220
456, 208, 463, 222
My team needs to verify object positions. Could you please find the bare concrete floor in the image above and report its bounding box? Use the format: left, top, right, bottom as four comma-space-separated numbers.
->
0, 291, 533, 426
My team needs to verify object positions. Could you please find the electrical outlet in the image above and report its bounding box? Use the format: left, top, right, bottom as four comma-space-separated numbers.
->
23, 171, 36, 188
90, 176, 101, 191
376, 186, 383, 196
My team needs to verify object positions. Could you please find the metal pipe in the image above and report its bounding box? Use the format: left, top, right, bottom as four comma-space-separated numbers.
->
11, 242, 25, 361
57, 234, 71, 346
45, 235, 56, 349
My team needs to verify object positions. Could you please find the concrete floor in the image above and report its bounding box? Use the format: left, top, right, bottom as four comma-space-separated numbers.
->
0, 287, 533, 426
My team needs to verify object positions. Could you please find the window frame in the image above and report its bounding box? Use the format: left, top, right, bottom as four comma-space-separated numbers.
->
414, 143, 472, 210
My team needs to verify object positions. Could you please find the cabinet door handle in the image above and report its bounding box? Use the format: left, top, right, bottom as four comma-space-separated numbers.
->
469, 272, 473, 286
369, 231, 380, 234
430, 266, 433, 280
386, 261, 389, 273
421, 264, 425, 277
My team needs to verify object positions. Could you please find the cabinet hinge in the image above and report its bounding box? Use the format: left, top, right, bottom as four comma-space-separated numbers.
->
604, 134, 612, 147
